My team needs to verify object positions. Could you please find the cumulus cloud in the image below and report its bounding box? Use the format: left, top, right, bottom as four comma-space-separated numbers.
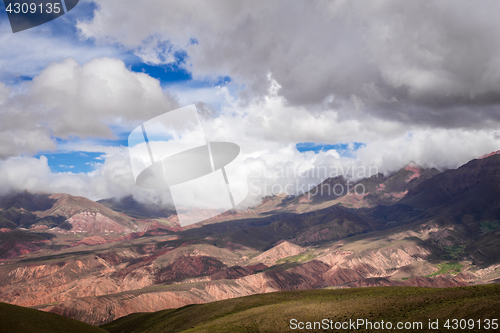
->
77, 0, 500, 128
0, 151, 175, 205
0, 57, 179, 158
30, 57, 179, 137
0, 18, 120, 82
0, 82, 57, 158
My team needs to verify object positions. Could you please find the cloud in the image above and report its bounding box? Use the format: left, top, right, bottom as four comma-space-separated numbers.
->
77, 0, 500, 129
204, 88, 500, 199
0, 82, 57, 158
0, 18, 120, 82
0, 57, 179, 158
30, 57, 179, 137
1, 86, 499, 205
0, 151, 175, 205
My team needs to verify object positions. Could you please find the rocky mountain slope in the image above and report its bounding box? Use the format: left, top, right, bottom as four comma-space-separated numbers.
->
0, 192, 142, 233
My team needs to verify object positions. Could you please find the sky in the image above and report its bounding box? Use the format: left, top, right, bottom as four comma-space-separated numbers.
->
1, 0, 500, 206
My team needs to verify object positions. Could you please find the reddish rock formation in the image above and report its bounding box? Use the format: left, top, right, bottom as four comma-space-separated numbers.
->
404, 163, 421, 182
0, 241, 41, 259
64, 211, 132, 234
71, 236, 107, 247
156, 256, 227, 282
403, 276, 467, 288
251, 241, 305, 266
210, 263, 267, 280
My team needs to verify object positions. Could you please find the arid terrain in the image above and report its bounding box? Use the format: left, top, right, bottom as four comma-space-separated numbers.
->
0, 154, 499, 325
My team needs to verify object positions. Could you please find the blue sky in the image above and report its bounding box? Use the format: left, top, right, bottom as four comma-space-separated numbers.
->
127, 52, 231, 88
296, 142, 365, 157
40, 151, 104, 173
35, 135, 129, 173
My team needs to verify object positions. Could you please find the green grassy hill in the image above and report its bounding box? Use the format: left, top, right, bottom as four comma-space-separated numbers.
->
2, 284, 498, 333
0, 302, 107, 333
102, 284, 500, 333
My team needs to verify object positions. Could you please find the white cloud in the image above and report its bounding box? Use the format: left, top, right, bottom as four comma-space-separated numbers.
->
0, 19, 120, 82
0, 57, 179, 158
77, 0, 500, 128
30, 57, 179, 137
356, 129, 500, 174
0, 150, 174, 205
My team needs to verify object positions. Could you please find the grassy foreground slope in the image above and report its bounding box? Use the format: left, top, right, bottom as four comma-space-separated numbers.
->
102, 284, 500, 333
0, 302, 107, 333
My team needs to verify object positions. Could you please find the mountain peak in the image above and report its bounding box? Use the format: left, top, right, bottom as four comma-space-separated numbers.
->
479, 150, 500, 159
403, 162, 421, 182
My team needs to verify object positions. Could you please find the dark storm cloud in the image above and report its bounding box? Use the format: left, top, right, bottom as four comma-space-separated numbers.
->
79, 0, 500, 128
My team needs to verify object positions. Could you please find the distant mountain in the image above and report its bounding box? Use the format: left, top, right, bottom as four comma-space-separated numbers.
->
280, 164, 441, 213
401, 154, 500, 219
295, 176, 349, 204
357, 163, 441, 206
0, 192, 62, 230
0, 192, 140, 234
0, 192, 147, 259
0, 154, 499, 326
98, 195, 176, 219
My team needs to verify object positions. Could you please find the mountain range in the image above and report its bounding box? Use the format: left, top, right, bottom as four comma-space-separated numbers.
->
0, 153, 499, 325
